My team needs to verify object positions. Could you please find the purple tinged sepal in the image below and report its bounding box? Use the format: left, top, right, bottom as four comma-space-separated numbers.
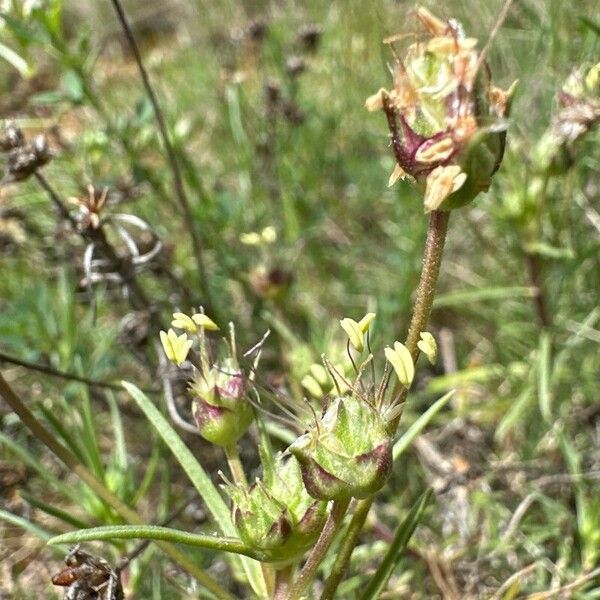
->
190, 358, 253, 446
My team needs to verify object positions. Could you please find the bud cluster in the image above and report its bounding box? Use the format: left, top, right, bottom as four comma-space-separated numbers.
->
225, 455, 327, 562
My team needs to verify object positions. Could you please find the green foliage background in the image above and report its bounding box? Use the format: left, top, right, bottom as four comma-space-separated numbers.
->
0, 0, 599, 597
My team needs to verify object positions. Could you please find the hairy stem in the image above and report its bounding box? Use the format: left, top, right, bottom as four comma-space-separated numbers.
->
0, 372, 234, 600
224, 444, 248, 486
287, 498, 350, 599
108, 0, 211, 307
318, 210, 451, 599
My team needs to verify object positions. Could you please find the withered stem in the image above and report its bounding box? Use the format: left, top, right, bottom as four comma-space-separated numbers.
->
108, 0, 212, 308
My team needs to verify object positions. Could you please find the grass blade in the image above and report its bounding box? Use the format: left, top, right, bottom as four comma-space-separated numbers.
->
433, 286, 534, 308
20, 492, 91, 530
0, 509, 53, 541
537, 332, 552, 424
359, 489, 432, 600
393, 390, 454, 460
0, 432, 80, 504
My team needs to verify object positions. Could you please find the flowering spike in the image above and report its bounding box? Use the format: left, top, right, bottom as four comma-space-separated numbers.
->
225, 455, 327, 561
289, 395, 393, 500
190, 358, 252, 446
368, 6, 510, 211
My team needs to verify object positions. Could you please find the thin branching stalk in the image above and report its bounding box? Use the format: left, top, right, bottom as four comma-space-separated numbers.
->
291, 210, 451, 600
0, 349, 158, 394
108, 0, 212, 307
35, 173, 164, 334
0, 371, 235, 600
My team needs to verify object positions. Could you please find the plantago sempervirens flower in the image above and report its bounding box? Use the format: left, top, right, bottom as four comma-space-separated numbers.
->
384, 341, 415, 387
366, 6, 514, 212
289, 394, 393, 500
163, 313, 253, 446
160, 329, 193, 366
340, 313, 376, 353
417, 331, 437, 365
190, 356, 253, 446
225, 455, 327, 562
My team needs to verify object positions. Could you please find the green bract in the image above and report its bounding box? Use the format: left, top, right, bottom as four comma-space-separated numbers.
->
289, 395, 393, 501
225, 455, 327, 563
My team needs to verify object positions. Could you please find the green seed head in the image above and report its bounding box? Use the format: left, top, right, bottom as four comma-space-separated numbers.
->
190, 358, 253, 446
226, 455, 327, 562
289, 395, 393, 501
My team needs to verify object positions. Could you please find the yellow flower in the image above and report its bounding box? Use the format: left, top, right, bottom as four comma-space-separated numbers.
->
160, 329, 193, 365
340, 313, 376, 352
384, 341, 414, 387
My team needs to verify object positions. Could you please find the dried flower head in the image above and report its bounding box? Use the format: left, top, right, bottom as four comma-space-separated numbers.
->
68, 185, 109, 231
2, 131, 51, 184
367, 6, 515, 212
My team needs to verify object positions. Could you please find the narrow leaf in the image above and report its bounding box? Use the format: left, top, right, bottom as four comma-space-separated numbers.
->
48, 525, 268, 561
122, 381, 267, 597
393, 390, 454, 459
537, 332, 552, 424
20, 492, 91, 530
359, 489, 432, 600
433, 286, 535, 308
0, 509, 53, 542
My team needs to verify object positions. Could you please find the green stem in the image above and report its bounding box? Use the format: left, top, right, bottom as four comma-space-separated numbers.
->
0, 372, 235, 600
318, 210, 451, 599
224, 444, 248, 486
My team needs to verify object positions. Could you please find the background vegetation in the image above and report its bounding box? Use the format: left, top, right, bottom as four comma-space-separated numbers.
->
0, 0, 599, 597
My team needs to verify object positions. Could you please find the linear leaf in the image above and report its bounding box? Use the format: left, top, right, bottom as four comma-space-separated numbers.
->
20, 492, 91, 530
393, 391, 454, 459
433, 286, 535, 308
0, 509, 53, 541
359, 489, 432, 600
48, 525, 269, 561
122, 381, 267, 597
